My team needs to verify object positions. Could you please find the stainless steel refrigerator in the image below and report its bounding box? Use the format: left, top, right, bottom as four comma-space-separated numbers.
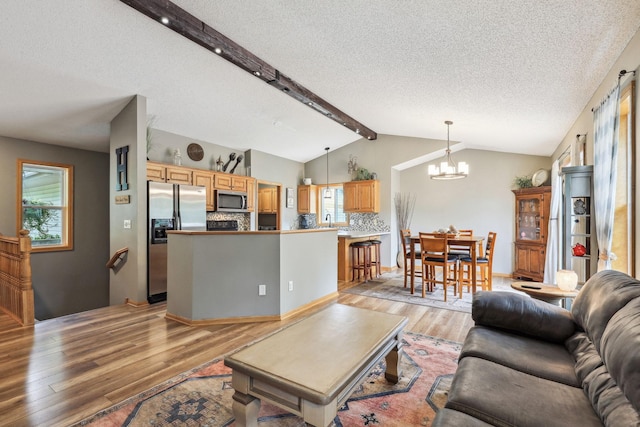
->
148, 181, 206, 303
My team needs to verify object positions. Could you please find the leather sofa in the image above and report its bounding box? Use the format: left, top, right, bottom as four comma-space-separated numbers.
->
433, 270, 640, 426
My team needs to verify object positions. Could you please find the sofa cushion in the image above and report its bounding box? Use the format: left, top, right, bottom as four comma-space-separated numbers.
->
432, 408, 494, 426
446, 357, 602, 427
472, 291, 575, 343
571, 270, 640, 352
600, 297, 640, 416
460, 326, 580, 386
566, 330, 640, 426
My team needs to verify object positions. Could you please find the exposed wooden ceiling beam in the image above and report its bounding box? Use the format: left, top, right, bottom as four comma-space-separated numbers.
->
120, 0, 377, 141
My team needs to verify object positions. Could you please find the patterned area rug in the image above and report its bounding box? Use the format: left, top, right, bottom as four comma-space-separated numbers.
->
77, 332, 461, 426
343, 274, 519, 313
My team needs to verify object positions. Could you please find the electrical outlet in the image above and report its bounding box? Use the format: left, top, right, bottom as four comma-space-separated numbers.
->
258, 284, 266, 296
288, 281, 294, 291
123, 219, 131, 229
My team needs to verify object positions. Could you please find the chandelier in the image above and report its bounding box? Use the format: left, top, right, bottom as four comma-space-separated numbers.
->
428, 120, 469, 180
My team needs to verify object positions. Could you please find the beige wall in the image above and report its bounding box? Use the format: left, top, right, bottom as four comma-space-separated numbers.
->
550, 28, 640, 277
304, 135, 551, 273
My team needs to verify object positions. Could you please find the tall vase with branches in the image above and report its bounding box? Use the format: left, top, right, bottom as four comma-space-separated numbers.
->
394, 192, 416, 267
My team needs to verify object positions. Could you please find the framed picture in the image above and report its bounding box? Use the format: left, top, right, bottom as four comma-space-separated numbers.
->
286, 187, 294, 208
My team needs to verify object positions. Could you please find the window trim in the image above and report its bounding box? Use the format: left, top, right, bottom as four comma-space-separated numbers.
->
317, 183, 349, 226
17, 159, 74, 252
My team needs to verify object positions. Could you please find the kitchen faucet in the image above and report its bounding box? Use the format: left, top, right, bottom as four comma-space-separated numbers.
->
325, 213, 332, 227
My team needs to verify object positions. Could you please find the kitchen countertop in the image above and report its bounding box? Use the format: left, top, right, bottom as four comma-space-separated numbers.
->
336, 231, 390, 238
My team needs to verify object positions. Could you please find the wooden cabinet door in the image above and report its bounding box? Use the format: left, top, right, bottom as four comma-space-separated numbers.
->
246, 178, 256, 212
166, 166, 192, 185
193, 170, 214, 211
357, 181, 379, 212
146, 162, 165, 182
343, 182, 359, 212
231, 176, 247, 192
214, 174, 232, 190
514, 243, 545, 282
297, 185, 317, 213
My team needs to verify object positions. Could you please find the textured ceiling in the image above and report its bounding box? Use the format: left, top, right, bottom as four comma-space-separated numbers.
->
1, 1, 639, 162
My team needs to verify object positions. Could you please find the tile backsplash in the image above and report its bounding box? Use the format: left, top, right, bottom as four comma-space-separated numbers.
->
206, 212, 250, 230
295, 212, 390, 233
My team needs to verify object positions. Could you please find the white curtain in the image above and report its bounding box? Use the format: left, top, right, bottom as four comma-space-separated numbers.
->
593, 85, 620, 271
544, 160, 562, 284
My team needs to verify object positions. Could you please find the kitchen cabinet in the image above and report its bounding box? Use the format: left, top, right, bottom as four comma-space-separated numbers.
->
343, 180, 380, 213
214, 174, 247, 192
193, 170, 215, 211
297, 185, 317, 214
512, 186, 551, 282
562, 166, 596, 284
166, 166, 192, 185
146, 162, 193, 185
246, 177, 256, 212
146, 162, 166, 182
258, 187, 278, 213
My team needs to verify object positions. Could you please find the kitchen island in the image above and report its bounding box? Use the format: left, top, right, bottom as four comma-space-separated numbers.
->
337, 231, 391, 281
165, 228, 337, 325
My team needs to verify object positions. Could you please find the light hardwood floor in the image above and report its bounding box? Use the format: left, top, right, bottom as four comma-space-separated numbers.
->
0, 279, 474, 427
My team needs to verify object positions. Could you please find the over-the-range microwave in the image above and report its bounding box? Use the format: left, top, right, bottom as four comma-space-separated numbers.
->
214, 190, 248, 212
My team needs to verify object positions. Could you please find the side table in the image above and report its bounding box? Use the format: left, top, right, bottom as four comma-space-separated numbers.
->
511, 282, 578, 309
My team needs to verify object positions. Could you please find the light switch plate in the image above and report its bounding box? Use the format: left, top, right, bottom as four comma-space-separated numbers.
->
123, 219, 131, 229
258, 284, 266, 296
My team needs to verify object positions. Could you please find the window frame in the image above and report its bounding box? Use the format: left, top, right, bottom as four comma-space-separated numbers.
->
17, 159, 74, 252
317, 183, 349, 226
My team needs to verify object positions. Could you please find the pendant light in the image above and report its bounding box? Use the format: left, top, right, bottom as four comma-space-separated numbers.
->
428, 120, 469, 180
324, 147, 332, 198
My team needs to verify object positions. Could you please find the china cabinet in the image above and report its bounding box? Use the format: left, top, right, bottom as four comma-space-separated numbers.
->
512, 186, 551, 281
562, 165, 597, 284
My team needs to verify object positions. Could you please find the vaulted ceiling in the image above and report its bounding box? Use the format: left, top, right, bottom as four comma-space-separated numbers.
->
1, 1, 640, 162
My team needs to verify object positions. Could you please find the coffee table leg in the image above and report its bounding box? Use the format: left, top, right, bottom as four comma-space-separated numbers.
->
232, 391, 260, 427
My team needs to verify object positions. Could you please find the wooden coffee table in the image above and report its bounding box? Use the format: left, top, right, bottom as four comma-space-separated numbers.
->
511, 281, 578, 308
224, 304, 408, 427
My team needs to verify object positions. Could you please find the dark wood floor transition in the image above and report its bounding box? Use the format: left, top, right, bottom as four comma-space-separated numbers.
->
0, 280, 474, 426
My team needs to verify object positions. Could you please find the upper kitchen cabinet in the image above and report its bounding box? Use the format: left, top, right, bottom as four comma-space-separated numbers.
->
246, 178, 256, 212
146, 162, 166, 182
193, 170, 215, 211
343, 180, 380, 213
215, 174, 248, 192
258, 187, 278, 213
298, 185, 317, 214
146, 161, 192, 185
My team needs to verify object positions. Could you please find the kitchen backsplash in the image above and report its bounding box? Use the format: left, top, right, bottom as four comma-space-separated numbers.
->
347, 213, 390, 232
295, 213, 389, 232
206, 212, 250, 230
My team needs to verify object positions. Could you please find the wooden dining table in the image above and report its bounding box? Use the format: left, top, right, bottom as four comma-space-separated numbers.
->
409, 234, 485, 295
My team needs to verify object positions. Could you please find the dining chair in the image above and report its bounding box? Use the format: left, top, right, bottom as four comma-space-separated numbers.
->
419, 233, 458, 300
400, 229, 422, 288
449, 229, 473, 259
458, 231, 497, 294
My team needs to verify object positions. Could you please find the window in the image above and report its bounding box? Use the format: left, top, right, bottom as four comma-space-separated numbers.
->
318, 184, 348, 226
611, 81, 635, 275
17, 160, 73, 251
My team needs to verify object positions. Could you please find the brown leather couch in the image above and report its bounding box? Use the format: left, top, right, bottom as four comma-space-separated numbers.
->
433, 270, 640, 426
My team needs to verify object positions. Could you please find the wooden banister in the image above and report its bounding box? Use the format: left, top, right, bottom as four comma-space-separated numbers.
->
106, 247, 129, 269
0, 229, 34, 326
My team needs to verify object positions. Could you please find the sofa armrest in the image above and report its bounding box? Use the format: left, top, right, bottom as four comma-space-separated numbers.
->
472, 291, 576, 343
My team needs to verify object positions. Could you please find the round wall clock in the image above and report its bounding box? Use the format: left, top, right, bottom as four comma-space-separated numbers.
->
187, 143, 204, 161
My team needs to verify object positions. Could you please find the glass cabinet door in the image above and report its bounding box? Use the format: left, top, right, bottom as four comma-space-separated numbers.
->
517, 196, 543, 242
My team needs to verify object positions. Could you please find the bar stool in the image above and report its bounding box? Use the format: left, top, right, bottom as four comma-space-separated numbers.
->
350, 241, 372, 282
369, 239, 382, 278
